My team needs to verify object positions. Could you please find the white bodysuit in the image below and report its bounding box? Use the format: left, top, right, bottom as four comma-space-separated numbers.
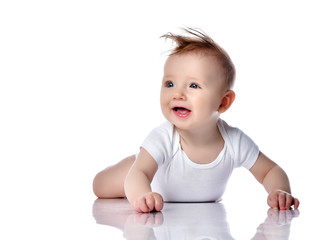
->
141, 119, 259, 202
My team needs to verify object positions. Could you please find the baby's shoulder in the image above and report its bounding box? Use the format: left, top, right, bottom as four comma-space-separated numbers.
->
150, 121, 174, 137
144, 121, 176, 146
142, 121, 177, 164
218, 119, 242, 140
218, 119, 259, 167
218, 118, 257, 151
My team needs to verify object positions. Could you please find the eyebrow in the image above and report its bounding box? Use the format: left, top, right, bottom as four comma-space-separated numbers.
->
162, 74, 174, 79
163, 74, 201, 81
186, 76, 201, 81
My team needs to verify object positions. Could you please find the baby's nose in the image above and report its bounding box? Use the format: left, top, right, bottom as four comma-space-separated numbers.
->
173, 89, 186, 100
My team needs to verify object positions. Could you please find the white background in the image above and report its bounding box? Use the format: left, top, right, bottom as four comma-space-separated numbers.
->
1, 0, 316, 239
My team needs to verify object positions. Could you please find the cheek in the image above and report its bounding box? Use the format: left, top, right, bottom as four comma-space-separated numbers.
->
192, 95, 210, 108
160, 95, 169, 113
160, 101, 170, 121
160, 91, 170, 106
192, 96, 220, 113
159, 95, 165, 108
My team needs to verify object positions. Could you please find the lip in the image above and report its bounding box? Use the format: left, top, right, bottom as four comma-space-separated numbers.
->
172, 106, 191, 118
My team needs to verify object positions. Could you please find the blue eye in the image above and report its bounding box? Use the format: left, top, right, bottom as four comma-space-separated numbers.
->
190, 83, 200, 89
167, 82, 174, 88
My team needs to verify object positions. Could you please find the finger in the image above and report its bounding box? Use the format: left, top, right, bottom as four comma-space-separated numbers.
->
138, 197, 150, 213
293, 198, 300, 209
278, 192, 286, 210
268, 193, 278, 209
154, 195, 164, 211
285, 194, 293, 210
133, 200, 142, 213
145, 194, 155, 212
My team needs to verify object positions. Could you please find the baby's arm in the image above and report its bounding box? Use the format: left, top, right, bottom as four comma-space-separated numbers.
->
249, 152, 299, 210
124, 148, 164, 213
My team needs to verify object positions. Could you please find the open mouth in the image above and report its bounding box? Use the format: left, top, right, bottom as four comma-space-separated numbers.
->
172, 107, 191, 118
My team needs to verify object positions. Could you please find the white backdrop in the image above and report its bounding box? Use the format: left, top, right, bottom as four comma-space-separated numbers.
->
1, 0, 316, 239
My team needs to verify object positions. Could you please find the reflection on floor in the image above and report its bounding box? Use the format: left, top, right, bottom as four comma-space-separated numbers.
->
92, 198, 299, 240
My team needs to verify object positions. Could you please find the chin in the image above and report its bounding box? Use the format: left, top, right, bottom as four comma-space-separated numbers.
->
172, 121, 195, 131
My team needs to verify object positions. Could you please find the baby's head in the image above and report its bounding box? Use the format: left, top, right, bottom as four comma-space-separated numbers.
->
161, 28, 235, 90
160, 28, 236, 129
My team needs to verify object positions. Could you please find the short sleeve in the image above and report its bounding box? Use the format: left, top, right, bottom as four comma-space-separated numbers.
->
219, 120, 259, 169
233, 129, 260, 169
141, 122, 174, 166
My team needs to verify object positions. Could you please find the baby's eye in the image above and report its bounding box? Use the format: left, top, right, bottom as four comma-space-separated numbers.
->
166, 81, 174, 88
190, 83, 200, 89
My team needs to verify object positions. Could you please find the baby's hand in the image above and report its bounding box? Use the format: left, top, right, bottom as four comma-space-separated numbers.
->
267, 190, 300, 210
133, 192, 164, 213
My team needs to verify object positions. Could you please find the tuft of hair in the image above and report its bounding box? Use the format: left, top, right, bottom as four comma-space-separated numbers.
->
161, 27, 236, 89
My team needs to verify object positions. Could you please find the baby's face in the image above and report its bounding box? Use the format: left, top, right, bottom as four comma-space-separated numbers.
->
160, 52, 227, 131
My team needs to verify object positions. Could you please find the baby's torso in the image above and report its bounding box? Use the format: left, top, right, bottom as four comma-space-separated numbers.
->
151, 139, 234, 202
142, 119, 259, 203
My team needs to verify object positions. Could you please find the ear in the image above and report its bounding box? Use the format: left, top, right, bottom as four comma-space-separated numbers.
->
218, 90, 235, 113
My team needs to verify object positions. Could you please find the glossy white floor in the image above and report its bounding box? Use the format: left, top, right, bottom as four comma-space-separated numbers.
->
93, 198, 301, 240
90, 172, 315, 240
1, 170, 315, 240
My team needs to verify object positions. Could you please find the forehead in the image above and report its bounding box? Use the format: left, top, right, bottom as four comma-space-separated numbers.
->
164, 52, 226, 86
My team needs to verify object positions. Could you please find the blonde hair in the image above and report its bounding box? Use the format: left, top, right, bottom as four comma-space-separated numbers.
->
161, 28, 235, 89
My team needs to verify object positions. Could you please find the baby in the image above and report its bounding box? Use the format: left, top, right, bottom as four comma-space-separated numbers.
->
93, 28, 300, 213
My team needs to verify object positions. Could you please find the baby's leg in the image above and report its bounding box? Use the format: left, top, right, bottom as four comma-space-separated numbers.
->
93, 155, 135, 198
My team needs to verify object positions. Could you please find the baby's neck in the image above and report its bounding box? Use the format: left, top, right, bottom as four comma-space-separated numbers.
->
176, 121, 224, 164
176, 121, 222, 147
